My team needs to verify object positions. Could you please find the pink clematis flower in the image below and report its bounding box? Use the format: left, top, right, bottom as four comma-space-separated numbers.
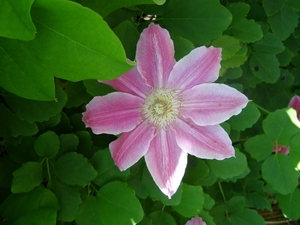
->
185, 217, 207, 225
82, 23, 248, 197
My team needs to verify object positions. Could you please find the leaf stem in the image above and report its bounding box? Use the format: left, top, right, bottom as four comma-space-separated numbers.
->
252, 102, 271, 114
46, 158, 51, 183
218, 182, 229, 218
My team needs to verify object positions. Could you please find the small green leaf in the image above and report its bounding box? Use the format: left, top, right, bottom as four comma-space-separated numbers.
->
75, 195, 103, 225
162, 0, 232, 45
172, 184, 204, 217
212, 35, 241, 60
90, 149, 130, 186
252, 32, 285, 54
287, 0, 300, 11
0, 0, 36, 40
207, 150, 248, 180
173, 36, 194, 61
183, 157, 209, 184
227, 2, 250, 23
227, 196, 245, 213
221, 43, 248, 69
58, 133, 79, 157
262, 0, 286, 16
83, 80, 115, 97
228, 102, 260, 131
148, 211, 176, 225
268, 4, 299, 40
97, 181, 144, 225
0, 103, 38, 138
262, 154, 299, 194
53, 152, 97, 186
4, 86, 67, 122
231, 18, 263, 43
277, 188, 300, 220
249, 52, 280, 83
263, 108, 300, 145
0, 187, 59, 225
34, 131, 60, 158
231, 209, 265, 225
245, 193, 271, 210
49, 178, 82, 222
244, 134, 274, 162
11, 162, 42, 193
64, 82, 91, 108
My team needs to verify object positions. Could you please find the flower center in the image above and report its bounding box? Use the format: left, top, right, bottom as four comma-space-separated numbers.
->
141, 88, 181, 129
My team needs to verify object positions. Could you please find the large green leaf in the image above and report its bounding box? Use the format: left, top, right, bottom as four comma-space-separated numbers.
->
263, 108, 300, 145
0, 0, 36, 40
11, 162, 43, 193
53, 152, 97, 186
268, 4, 299, 40
231, 19, 263, 43
162, 0, 232, 45
231, 209, 265, 225
277, 189, 300, 220
97, 181, 144, 225
148, 211, 177, 225
262, 154, 299, 194
252, 32, 285, 54
262, 0, 286, 16
0, 187, 59, 225
172, 184, 204, 217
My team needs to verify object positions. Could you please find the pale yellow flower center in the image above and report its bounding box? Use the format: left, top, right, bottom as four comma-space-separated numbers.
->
141, 88, 181, 128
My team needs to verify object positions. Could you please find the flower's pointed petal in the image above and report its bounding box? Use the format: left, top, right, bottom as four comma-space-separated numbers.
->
289, 95, 300, 119
82, 92, 143, 135
145, 128, 187, 198
136, 23, 176, 88
110, 123, 155, 170
99, 66, 151, 98
185, 217, 207, 225
174, 119, 234, 160
167, 47, 221, 91
181, 83, 248, 126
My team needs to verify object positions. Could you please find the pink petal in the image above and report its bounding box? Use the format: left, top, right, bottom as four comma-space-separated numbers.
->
110, 123, 155, 170
167, 46, 221, 91
173, 119, 234, 160
99, 66, 151, 98
82, 92, 143, 135
136, 23, 176, 88
288, 95, 300, 120
185, 217, 207, 225
145, 128, 187, 198
181, 83, 248, 126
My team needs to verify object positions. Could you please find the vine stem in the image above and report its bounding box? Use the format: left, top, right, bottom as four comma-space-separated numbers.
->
252, 102, 271, 114
46, 158, 51, 183
218, 182, 229, 218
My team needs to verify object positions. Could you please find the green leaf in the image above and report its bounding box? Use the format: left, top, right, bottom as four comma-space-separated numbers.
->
277, 47, 293, 67
207, 150, 248, 180
49, 178, 82, 222
0, 0, 36, 40
57, 133, 79, 157
289, 133, 300, 169
268, 4, 299, 40
90, 149, 130, 186
11, 162, 42, 193
34, 131, 60, 158
263, 108, 300, 145
227, 196, 245, 213
221, 43, 248, 69
203, 193, 215, 211
142, 167, 182, 205
287, 0, 300, 11
53, 152, 97, 186
162, 0, 232, 45
4, 86, 67, 122
231, 18, 263, 43
211, 35, 241, 60
31, 0, 133, 81
244, 134, 274, 162
64, 82, 91, 108
262, 154, 299, 194
277, 188, 300, 220
97, 181, 144, 225
0, 187, 59, 225
262, 0, 286, 16
173, 36, 194, 61
245, 193, 271, 210
228, 102, 260, 131
172, 183, 204, 217
227, 2, 250, 23
249, 52, 280, 83
0, 103, 38, 139
148, 211, 176, 225
76, 196, 104, 225
252, 32, 285, 54
231, 209, 265, 225
183, 157, 209, 184
83, 80, 115, 97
